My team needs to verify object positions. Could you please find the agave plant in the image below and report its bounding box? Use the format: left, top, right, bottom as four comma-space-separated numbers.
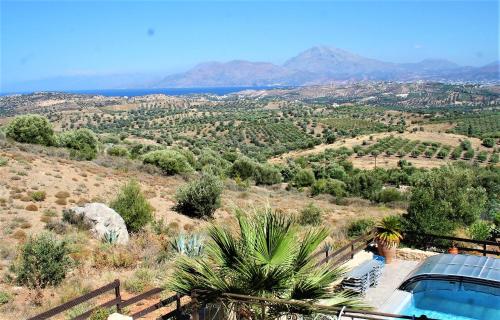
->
376, 215, 403, 247
170, 233, 204, 257
102, 230, 119, 245
168, 207, 366, 312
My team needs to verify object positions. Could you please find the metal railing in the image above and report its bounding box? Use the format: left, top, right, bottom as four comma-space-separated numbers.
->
189, 291, 437, 320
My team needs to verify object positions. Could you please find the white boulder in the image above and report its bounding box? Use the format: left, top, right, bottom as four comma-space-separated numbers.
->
108, 313, 133, 320
65, 203, 129, 244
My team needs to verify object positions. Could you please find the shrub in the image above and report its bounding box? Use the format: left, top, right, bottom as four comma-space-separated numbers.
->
0, 291, 11, 305
25, 204, 38, 211
15, 233, 71, 288
124, 268, 153, 293
298, 203, 322, 226
107, 145, 129, 157
0, 157, 7, 166
231, 157, 282, 185
254, 164, 282, 185
6, 114, 54, 146
347, 171, 383, 199
373, 187, 404, 203
89, 308, 112, 320
468, 220, 493, 241
62, 209, 92, 230
230, 157, 258, 180
55, 191, 70, 199
143, 149, 194, 175
347, 218, 375, 238
325, 164, 347, 181
293, 168, 316, 187
403, 166, 487, 237
110, 180, 154, 232
59, 129, 99, 160
482, 137, 495, 148
311, 178, 346, 197
174, 174, 223, 219
30, 191, 46, 202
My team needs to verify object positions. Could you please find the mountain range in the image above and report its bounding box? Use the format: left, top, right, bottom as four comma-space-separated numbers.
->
156, 46, 499, 87
3, 46, 499, 93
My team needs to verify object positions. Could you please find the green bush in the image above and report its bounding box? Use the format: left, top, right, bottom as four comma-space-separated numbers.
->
197, 148, 230, 171
0, 157, 8, 166
403, 166, 487, 237
254, 164, 282, 185
107, 145, 129, 157
347, 171, 383, 199
325, 164, 347, 181
311, 178, 346, 197
110, 180, 154, 232
30, 191, 46, 202
124, 268, 153, 293
59, 129, 99, 160
230, 157, 258, 180
347, 218, 375, 238
230, 156, 282, 185
15, 233, 71, 288
298, 203, 322, 226
6, 114, 54, 146
174, 174, 223, 219
373, 187, 404, 203
482, 137, 495, 148
0, 291, 11, 305
468, 220, 493, 241
293, 168, 316, 187
89, 308, 112, 320
143, 149, 194, 175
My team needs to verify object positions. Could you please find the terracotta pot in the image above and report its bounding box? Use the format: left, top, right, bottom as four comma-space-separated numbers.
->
448, 247, 459, 254
377, 239, 397, 264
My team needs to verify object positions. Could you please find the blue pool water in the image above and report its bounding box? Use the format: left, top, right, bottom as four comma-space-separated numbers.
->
400, 280, 500, 320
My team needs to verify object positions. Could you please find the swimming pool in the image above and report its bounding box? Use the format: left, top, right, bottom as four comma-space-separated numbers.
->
379, 254, 500, 320
400, 279, 500, 320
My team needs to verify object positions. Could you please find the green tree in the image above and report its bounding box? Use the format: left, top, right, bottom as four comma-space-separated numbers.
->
169, 208, 364, 310
6, 114, 54, 146
59, 128, 99, 160
293, 168, 316, 187
174, 174, 223, 219
15, 233, 71, 288
111, 180, 154, 232
403, 166, 487, 236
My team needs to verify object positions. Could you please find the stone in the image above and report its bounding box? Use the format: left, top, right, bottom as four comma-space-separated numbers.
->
108, 313, 133, 320
65, 203, 129, 244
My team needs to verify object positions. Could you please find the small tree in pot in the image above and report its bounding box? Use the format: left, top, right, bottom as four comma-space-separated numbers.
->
376, 215, 403, 264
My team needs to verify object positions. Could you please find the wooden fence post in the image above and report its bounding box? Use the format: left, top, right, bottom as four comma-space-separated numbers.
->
114, 279, 122, 313
176, 293, 181, 318
191, 291, 199, 320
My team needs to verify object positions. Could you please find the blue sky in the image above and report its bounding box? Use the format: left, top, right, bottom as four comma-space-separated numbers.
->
1, 0, 498, 89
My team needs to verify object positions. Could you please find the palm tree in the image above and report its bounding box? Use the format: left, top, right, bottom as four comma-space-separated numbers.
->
169, 208, 365, 316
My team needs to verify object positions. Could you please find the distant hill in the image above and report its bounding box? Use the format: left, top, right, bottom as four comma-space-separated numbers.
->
4, 47, 498, 93
156, 46, 499, 87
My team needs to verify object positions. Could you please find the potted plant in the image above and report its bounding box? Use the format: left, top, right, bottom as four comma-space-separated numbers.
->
448, 241, 459, 254
376, 215, 403, 264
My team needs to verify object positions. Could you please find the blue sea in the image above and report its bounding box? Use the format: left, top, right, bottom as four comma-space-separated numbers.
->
1, 86, 288, 97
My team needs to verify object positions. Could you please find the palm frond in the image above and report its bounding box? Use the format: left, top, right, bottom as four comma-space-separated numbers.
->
253, 210, 297, 269
290, 264, 346, 301
293, 227, 329, 272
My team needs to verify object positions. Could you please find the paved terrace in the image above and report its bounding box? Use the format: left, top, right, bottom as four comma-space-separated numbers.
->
364, 259, 419, 308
